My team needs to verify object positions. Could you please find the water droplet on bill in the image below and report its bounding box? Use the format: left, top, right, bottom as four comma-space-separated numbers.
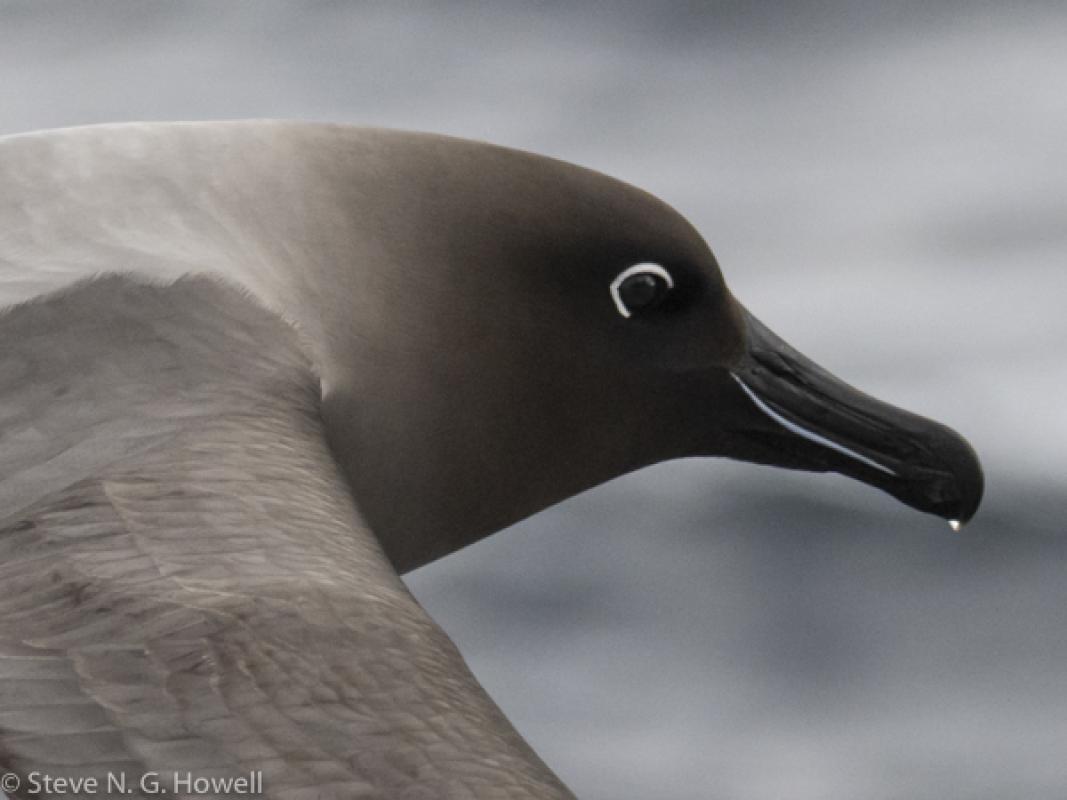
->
949, 519, 962, 532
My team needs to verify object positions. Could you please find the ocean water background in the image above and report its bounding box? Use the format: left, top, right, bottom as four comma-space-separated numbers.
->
2, 3, 1064, 798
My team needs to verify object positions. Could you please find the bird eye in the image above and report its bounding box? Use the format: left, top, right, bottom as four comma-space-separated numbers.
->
609, 263, 674, 318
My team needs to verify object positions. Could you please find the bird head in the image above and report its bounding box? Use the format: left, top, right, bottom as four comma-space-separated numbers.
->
300, 130, 983, 570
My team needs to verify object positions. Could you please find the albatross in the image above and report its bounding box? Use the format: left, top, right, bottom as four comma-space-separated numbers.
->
0, 121, 982, 799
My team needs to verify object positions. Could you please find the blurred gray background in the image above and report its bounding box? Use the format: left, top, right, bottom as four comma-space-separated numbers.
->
2, 2, 1064, 798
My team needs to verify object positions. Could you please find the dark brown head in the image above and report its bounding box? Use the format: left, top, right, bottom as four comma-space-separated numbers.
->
310, 131, 982, 571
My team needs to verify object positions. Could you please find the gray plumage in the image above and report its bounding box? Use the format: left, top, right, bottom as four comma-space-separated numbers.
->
1, 276, 571, 799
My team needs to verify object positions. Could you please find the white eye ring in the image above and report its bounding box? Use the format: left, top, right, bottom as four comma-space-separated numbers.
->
609, 263, 675, 318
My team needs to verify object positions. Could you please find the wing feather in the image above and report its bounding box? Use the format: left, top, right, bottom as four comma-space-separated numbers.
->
0, 276, 573, 799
